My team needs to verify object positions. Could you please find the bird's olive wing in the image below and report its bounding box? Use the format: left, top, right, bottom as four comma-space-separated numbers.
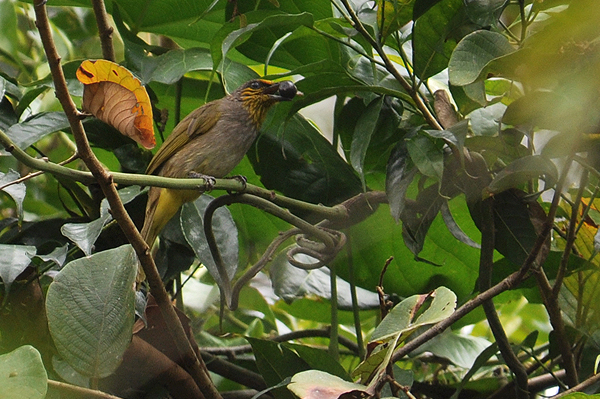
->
146, 102, 221, 175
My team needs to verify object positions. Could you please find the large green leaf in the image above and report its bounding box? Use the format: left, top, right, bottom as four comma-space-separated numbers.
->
333, 200, 481, 301
486, 155, 558, 195
46, 245, 136, 379
249, 112, 362, 207
0, 345, 47, 399
3, 112, 69, 153
464, 0, 509, 26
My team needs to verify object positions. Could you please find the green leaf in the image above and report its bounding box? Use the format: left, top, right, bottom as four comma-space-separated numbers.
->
142, 48, 213, 85
0, 345, 47, 399
449, 30, 515, 87
0, 169, 25, 225
370, 286, 457, 342
288, 370, 367, 399
464, 0, 509, 26
46, 245, 137, 379
350, 96, 384, 190
214, 12, 315, 72
0, 244, 36, 296
181, 194, 239, 289
412, 0, 463, 80
247, 337, 310, 399
2, 112, 70, 154
486, 155, 558, 195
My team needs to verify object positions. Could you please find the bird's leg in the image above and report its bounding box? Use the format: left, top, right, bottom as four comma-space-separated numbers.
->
188, 171, 216, 191
226, 175, 247, 194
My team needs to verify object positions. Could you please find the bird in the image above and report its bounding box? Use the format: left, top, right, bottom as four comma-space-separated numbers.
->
139, 79, 299, 280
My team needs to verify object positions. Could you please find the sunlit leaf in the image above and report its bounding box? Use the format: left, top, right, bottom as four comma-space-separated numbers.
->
288, 370, 368, 399
0, 345, 47, 399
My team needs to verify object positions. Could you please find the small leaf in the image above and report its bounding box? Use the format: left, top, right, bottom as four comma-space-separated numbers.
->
0, 244, 36, 296
77, 59, 155, 149
46, 245, 137, 378
61, 216, 110, 257
449, 30, 515, 87
288, 370, 367, 399
0, 345, 47, 399
0, 169, 25, 224
35, 244, 69, 268
486, 155, 558, 195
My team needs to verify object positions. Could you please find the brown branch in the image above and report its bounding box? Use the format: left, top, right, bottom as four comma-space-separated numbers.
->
48, 380, 123, 399
33, 3, 220, 399
552, 372, 600, 398
90, 0, 115, 61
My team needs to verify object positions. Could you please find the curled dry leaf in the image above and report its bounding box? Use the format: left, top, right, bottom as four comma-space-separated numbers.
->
77, 59, 156, 149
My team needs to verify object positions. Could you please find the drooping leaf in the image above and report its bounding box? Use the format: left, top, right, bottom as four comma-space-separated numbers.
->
0, 244, 36, 296
0, 345, 47, 399
350, 96, 384, 190
77, 59, 155, 149
181, 194, 239, 290
35, 244, 69, 268
386, 140, 416, 223
45, 245, 136, 379
1, 112, 70, 155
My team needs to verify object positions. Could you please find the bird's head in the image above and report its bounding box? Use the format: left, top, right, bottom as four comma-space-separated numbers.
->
234, 79, 301, 127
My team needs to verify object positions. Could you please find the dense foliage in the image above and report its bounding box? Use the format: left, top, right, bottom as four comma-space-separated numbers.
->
1, 0, 600, 398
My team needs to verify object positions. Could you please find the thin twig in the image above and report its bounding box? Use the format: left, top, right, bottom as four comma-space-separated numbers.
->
48, 380, 123, 399
551, 372, 600, 398
33, 3, 219, 398
336, 0, 443, 130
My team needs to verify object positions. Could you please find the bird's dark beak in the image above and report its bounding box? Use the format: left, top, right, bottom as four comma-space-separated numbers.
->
265, 81, 303, 101
264, 83, 289, 102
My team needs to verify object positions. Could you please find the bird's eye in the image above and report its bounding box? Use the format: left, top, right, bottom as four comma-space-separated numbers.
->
250, 81, 261, 90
